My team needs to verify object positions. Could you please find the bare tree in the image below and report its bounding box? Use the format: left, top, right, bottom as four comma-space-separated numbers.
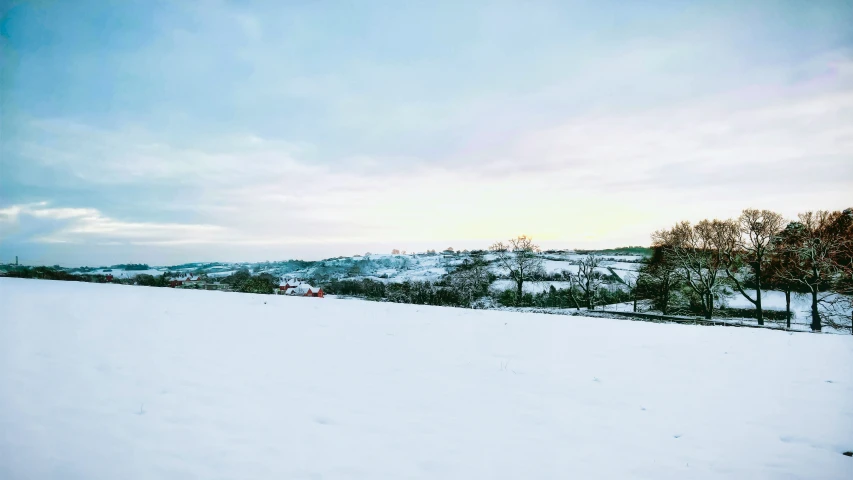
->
624, 272, 639, 312
827, 208, 853, 286
823, 208, 853, 333
720, 209, 786, 326
575, 254, 605, 309
561, 269, 582, 310
766, 245, 798, 329
653, 220, 729, 319
820, 293, 853, 334
773, 211, 841, 331
448, 257, 491, 306
490, 235, 543, 306
638, 245, 680, 315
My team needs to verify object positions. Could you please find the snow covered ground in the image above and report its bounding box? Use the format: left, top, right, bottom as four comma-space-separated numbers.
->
275, 250, 644, 286
205, 270, 237, 278
724, 289, 810, 311
70, 268, 167, 278
489, 279, 575, 294
724, 289, 850, 315
52, 250, 646, 290
2, 278, 852, 479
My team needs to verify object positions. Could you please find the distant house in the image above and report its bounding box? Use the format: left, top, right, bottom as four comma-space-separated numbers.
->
279, 280, 323, 297
278, 279, 300, 294
290, 284, 324, 297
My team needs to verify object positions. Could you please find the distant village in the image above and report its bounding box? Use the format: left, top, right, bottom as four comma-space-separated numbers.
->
166, 274, 324, 297
0, 261, 325, 298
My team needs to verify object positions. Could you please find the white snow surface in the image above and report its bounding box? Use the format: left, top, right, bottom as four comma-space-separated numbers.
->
490, 279, 574, 294
724, 289, 809, 311
71, 268, 166, 278
1, 278, 852, 480
723, 289, 853, 320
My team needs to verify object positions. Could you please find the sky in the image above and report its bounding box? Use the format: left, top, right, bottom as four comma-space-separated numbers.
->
1, 0, 852, 266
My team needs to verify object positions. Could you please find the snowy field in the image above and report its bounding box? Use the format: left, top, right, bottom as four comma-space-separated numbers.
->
489, 279, 575, 294
70, 268, 167, 278
1, 278, 852, 479
274, 250, 644, 285
724, 289, 852, 320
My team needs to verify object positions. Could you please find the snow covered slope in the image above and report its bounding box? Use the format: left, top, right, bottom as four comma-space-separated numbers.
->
1, 278, 851, 479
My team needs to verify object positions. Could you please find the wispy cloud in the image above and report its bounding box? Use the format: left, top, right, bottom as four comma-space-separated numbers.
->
0, 202, 226, 244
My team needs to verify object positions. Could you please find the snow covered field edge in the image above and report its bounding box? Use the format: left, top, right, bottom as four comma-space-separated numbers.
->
1, 278, 852, 479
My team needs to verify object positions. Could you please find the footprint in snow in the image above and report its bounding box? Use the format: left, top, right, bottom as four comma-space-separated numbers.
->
313, 416, 332, 425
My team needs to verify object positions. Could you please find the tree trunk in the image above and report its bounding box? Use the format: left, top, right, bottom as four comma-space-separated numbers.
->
568, 288, 580, 310
516, 280, 523, 307
633, 296, 637, 313
705, 292, 713, 319
810, 289, 821, 331
755, 264, 764, 326
785, 289, 791, 330
661, 286, 669, 315
586, 280, 594, 310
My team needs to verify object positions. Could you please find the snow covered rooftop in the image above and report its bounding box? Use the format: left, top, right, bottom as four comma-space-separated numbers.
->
289, 284, 317, 295
1, 278, 851, 479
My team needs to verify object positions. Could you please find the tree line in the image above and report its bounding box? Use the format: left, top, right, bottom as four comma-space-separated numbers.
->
321, 239, 629, 311
488, 235, 623, 310
444, 208, 852, 333
643, 208, 852, 332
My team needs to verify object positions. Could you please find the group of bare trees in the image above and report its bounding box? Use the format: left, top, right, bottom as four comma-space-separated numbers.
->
565, 254, 606, 310
490, 236, 611, 309
446, 255, 492, 305
479, 211, 851, 332
652, 220, 729, 320
772, 210, 853, 331
652, 208, 853, 332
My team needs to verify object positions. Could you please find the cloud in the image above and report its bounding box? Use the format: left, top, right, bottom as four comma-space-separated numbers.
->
455, 64, 853, 194
2, 1, 852, 264
3, 54, 851, 260
0, 202, 227, 245
0, 196, 390, 254
13, 120, 318, 186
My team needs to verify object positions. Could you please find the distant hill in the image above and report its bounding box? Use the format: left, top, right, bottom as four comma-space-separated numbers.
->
575, 246, 652, 257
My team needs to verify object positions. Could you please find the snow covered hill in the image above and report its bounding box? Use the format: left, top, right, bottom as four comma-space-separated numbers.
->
1, 278, 851, 479
65, 250, 646, 287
